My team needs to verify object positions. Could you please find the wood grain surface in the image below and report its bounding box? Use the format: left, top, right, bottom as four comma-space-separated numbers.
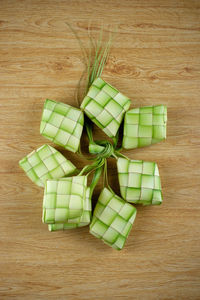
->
0, 0, 200, 299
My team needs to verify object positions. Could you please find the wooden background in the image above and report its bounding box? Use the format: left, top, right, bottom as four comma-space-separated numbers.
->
0, 0, 200, 299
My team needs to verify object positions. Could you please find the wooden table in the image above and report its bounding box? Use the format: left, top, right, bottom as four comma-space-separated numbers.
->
0, 1, 200, 299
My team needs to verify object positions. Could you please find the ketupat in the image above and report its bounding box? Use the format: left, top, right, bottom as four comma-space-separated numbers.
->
40, 99, 84, 153
48, 187, 92, 230
122, 105, 167, 149
90, 187, 137, 250
81, 77, 131, 138
42, 176, 87, 224
19, 144, 76, 187
117, 157, 162, 205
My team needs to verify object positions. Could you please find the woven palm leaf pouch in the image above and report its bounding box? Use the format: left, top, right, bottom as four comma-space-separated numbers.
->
19, 144, 76, 187
122, 105, 167, 149
48, 187, 92, 231
40, 99, 84, 153
117, 157, 162, 205
81, 77, 131, 138
42, 176, 87, 224
90, 187, 137, 250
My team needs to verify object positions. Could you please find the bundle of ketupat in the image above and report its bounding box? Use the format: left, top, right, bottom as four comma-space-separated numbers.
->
19, 75, 167, 250
19, 21, 167, 251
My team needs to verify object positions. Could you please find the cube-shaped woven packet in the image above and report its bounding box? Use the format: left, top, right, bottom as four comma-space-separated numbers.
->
42, 176, 87, 224
40, 99, 84, 153
19, 144, 76, 187
117, 158, 162, 205
90, 188, 137, 250
80, 78, 131, 138
122, 105, 167, 149
48, 187, 91, 231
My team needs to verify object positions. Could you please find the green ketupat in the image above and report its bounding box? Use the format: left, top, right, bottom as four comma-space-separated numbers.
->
40, 99, 84, 153
90, 187, 137, 250
48, 187, 92, 230
81, 78, 131, 138
122, 105, 167, 149
19, 144, 76, 187
117, 157, 162, 205
42, 176, 87, 224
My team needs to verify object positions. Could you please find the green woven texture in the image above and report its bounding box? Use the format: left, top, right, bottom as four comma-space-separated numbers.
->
40, 99, 84, 153
122, 105, 167, 149
80, 77, 131, 138
90, 187, 137, 250
117, 157, 162, 205
48, 187, 91, 230
42, 176, 87, 224
19, 144, 76, 187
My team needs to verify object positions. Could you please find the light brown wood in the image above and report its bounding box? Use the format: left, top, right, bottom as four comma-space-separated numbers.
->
0, 0, 200, 299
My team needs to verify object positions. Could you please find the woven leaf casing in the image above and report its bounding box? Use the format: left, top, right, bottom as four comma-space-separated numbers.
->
42, 176, 87, 224
81, 78, 131, 138
122, 105, 167, 149
40, 99, 84, 153
48, 187, 92, 230
19, 144, 76, 187
117, 157, 162, 205
90, 187, 137, 250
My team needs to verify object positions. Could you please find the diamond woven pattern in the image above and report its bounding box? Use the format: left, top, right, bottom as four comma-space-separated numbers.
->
90, 188, 137, 250
40, 99, 84, 153
19, 144, 76, 187
42, 176, 87, 224
117, 158, 162, 205
48, 187, 92, 230
80, 78, 131, 138
122, 105, 167, 149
